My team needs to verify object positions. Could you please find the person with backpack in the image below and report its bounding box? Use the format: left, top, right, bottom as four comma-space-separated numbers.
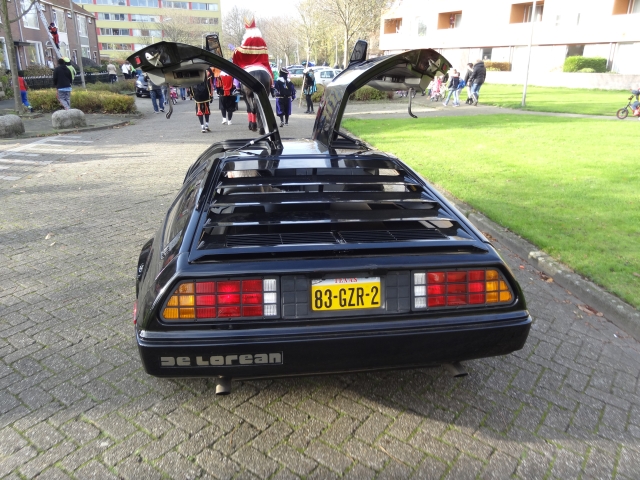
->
469, 59, 487, 106
302, 67, 316, 114
442, 69, 461, 107
53, 58, 73, 110
190, 79, 212, 132
273, 68, 296, 126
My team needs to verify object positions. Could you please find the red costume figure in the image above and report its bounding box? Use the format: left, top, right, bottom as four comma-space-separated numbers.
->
232, 17, 273, 85
49, 23, 60, 49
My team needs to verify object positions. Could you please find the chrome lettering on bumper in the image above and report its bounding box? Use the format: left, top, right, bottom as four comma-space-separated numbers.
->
160, 352, 283, 367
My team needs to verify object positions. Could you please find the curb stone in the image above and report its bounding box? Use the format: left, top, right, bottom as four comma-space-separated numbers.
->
442, 191, 640, 341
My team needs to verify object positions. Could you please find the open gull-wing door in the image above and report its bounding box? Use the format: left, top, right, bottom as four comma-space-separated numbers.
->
127, 42, 282, 149
313, 44, 452, 148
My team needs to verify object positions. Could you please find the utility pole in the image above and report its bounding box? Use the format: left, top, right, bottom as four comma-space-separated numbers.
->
0, 0, 23, 112
521, 0, 537, 107
69, 0, 86, 88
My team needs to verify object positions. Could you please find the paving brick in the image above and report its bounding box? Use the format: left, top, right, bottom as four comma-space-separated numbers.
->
155, 451, 202, 479
305, 441, 353, 474
232, 446, 280, 478
269, 444, 317, 476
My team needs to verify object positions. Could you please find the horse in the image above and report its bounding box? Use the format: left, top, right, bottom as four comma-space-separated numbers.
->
240, 67, 272, 135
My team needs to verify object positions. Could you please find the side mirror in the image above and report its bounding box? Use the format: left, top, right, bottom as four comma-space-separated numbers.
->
205, 34, 223, 57
349, 40, 368, 66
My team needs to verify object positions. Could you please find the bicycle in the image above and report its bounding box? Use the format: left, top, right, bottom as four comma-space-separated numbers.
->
616, 91, 640, 119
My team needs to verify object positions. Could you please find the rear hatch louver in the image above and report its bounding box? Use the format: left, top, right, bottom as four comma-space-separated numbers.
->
193, 154, 475, 259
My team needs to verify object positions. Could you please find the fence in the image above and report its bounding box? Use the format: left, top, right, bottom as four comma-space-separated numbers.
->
22, 72, 111, 90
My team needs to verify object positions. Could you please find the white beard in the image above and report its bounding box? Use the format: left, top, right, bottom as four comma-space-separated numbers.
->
242, 28, 263, 44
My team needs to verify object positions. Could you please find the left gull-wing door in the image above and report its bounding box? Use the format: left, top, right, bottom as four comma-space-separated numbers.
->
127, 42, 281, 149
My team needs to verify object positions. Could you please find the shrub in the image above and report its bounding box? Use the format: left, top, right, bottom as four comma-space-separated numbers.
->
311, 84, 324, 102
349, 86, 388, 101
563, 56, 607, 73
86, 79, 136, 94
484, 61, 511, 71
22, 65, 53, 77
290, 77, 303, 88
578, 67, 596, 73
29, 89, 137, 114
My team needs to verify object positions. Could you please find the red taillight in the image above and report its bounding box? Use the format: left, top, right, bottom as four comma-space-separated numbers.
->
133, 300, 137, 324
414, 269, 514, 309
162, 279, 277, 321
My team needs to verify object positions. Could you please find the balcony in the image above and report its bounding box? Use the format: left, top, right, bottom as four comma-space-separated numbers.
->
437, 11, 462, 29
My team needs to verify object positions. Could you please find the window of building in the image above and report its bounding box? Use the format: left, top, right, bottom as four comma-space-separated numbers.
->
383, 18, 402, 34
52, 8, 67, 33
613, 0, 640, 14
482, 48, 492, 61
81, 46, 90, 58
21, 0, 39, 29
96, 0, 127, 5
132, 29, 162, 37
164, 1, 188, 8
24, 41, 44, 65
130, 0, 159, 6
131, 14, 161, 22
437, 11, 462, 29
60, 42, 69, 58
190, 16, 218, 24
566, 45, 585, 58
191, 2, 218, 10
510, 2, 544, 23
76, 0, 93, 4
417, 18, 427, 36
98, 13, 127, 21
76, 15, 88, 37
100, 28, 130, 35
101, 43, 133, 50
72, 50, 78, 64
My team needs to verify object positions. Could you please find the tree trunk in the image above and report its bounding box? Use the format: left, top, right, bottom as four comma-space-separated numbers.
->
342, 31, 349, 70
0, 0, 24, 112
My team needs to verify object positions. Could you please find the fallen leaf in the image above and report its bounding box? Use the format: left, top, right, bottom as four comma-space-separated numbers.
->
633, 272, 640, 278
49, 242, 56, 247
596, 312, 604, 317
45, 233, 54, 240
519, 265, 525, 269
578, 304, 599, 316
545, 278, 554, 283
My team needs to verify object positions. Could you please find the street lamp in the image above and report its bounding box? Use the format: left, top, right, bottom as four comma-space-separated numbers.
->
521, 0, 537, 107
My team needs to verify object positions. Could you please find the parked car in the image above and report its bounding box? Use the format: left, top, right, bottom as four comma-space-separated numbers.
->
315, 68, 342, 86
135, 74, 149, 97
130, 41, 531, 395
287, 66, 305, 78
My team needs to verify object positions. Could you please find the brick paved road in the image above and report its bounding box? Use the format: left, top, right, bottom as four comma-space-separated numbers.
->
1, 100, 640, 479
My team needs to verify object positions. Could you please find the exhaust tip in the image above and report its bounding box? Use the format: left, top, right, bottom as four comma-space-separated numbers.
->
215, 377, 232, 395
444, 362, 468, 378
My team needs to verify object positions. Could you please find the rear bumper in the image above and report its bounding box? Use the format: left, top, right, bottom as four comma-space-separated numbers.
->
137, 312, 531, 378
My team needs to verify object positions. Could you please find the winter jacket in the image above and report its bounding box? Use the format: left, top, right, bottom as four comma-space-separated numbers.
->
463, 68, 473, 85
448, 75, 460, 90
469, 61, 486, 85
52, 65, 72, 89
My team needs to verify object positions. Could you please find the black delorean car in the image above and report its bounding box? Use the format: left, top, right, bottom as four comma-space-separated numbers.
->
131, 40, 531, 394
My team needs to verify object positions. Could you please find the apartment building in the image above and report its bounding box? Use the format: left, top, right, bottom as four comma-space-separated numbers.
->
380, 0, 640, 74
75, 0, 220, 56
1, 0, 100, 69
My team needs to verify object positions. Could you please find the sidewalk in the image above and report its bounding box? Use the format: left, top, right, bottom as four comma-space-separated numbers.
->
0, 98, 141, 138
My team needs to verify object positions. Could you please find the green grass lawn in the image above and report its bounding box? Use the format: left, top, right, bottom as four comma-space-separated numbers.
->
343, 115, 640, 309
477, 84, 631, 116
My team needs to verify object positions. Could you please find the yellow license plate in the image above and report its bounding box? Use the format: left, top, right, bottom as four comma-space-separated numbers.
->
311, 277, 381, 311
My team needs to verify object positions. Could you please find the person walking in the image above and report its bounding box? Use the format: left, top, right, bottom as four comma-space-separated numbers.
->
106, 62, 118, 83
144, 74, 165, 114
161, 84, 169, 107
302, 67, 316, 114
273, 68, 295, 127
463, 63, 474, 104
218, 71, 236, 125
121, 61, 131, 79
18, 75, 33, 113
469, 59, 486, 106
52, 58, 72, 110
442, 69, 461, 107
190, 79, 212, 132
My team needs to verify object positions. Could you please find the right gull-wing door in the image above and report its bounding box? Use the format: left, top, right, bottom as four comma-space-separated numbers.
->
128, 41, 282, 149
313, 42, 452, 148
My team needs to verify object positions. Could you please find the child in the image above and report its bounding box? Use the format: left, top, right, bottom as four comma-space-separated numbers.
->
169, 87, 178, 105
190, 80, 212, 133
218, 71, 236, 125
18, 75, 33, 113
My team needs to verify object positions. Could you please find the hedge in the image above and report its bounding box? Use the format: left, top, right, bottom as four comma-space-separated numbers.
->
86, 79, 136, 94
484, 61, 511, 71
578, 68, 596, 73
29, 89, 137, 114
349, 86, 391, 101
563, 56, 607, 73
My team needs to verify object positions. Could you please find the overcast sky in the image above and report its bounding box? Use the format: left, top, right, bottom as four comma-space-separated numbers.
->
225, 0, 297, 19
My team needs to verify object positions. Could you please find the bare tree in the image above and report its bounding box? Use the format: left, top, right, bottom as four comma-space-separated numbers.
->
154, 11, 203, 46
222, 5, 253, 58
0, 0, 42, 112
261, 16, 297, 68
322, 0, 389, 68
